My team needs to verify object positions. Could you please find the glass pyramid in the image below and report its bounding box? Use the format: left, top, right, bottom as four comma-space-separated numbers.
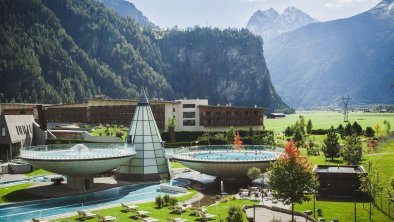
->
115, 89, 170, 181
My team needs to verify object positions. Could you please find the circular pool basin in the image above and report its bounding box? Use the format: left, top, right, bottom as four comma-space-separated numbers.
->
172, 146, 282, 181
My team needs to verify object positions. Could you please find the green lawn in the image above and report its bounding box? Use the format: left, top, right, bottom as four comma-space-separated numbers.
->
295, 197, 392, 222
170, 161, 187, 169
91, 126, 128, 140
0, 183, 44, 203
56, 189, 258, 222
266, 111, 394, 133
23, 169, 53, 177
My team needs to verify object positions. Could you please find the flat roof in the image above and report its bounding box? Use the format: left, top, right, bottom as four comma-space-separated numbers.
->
198, 105, 266, 110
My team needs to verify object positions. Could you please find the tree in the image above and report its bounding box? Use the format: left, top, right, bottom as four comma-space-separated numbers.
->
268, 141, 318, 222
298, 115, 306, 135
375, 122, 381, 137
341, 135, 362, 164
344, 122, 353, 137
284, 126, 293, 137
306, 119, 313, 134
365, 127, 375, 137
226, 127, 236, 142
337, 124, 344, 136
321, 126, 340, 161
352, 121, 363, 135
247, 167, 261, 182
293, 128, 304, 147
226, 206, 243, 222
383, 120, 391, 135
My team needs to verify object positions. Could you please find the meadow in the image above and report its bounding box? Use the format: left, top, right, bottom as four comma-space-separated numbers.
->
265, 111, 394, 133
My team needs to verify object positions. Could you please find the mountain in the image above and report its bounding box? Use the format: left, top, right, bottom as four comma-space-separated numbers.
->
247, 7, 317, 41
0, 0, 291, 112
97, 0, 158, 28
265, 0, 394, 108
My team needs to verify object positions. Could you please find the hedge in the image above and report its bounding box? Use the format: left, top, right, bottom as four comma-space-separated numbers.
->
310, 129, 330, 135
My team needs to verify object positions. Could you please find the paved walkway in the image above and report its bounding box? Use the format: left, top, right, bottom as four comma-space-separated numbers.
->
246, 207, 307, 222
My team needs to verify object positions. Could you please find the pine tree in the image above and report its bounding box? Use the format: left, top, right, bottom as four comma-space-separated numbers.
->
306, 119, 313, 134
322, 126, 340, 161
341, 135, 362, 164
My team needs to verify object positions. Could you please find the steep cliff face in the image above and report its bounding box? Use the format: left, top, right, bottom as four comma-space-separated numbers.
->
265, 0, 394, 107
158, 28, 291, 112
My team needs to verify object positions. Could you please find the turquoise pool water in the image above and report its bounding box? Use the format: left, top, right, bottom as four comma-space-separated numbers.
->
0, 179, 188, 222
192, 151, 276, 161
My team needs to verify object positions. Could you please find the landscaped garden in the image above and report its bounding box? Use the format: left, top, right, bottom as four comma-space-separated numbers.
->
53, 189, 258, 222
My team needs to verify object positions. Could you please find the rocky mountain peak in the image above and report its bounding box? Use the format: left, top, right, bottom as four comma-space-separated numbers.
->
247, 6, 317, 41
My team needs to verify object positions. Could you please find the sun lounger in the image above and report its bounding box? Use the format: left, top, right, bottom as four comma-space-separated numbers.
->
196, 212, 216, 221
167, 217, 187, 222
32, 218, 50, 222
97, 213, 116, 222
77, 210, 96, 219
134, 210, 150, 218
121, 203, 138, 211
172, 206, 188, 214
142, 217, 158, 222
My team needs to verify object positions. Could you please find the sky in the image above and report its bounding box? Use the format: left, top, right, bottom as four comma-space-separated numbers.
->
129, 0, 382, 29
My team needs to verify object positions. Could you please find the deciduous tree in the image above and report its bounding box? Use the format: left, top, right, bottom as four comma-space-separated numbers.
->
268, 141, 318, 222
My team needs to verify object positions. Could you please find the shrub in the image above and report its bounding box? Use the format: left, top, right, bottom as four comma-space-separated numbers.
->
163, 194, 171, 205
310, 129, 330, 135
155, 195, 163, 208
226, 206, 243, 222
169, 196, 178, 206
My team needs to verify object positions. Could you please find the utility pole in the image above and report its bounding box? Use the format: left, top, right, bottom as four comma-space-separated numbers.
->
341, 96, 350, 122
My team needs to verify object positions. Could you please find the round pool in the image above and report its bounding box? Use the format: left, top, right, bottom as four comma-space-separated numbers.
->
171, 145, 282, 181
192, 151, 277, 161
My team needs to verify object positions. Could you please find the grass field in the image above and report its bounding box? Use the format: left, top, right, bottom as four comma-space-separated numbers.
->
265, 111, 394, 133
91, 126, 128, 140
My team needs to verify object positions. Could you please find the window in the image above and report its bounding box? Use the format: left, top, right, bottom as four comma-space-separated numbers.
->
183, 120, 196, 126
1, 127, 5, 136
215, 111, 221, 116
172, 108, 175, 112
226, 111, 231, 116
206, 112, 211, 116
183, 104, 195, 108
183, 112, 195, 118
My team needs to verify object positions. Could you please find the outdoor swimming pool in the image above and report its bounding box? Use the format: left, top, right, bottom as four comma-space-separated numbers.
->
191, 151, 277, 161
0, 179, 189, 222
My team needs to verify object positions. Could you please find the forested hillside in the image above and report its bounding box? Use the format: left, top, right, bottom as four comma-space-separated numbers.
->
0, 0, 291, 112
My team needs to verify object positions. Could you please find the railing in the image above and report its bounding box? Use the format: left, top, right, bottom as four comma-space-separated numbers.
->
20, 143, 135, 160
168, 145, 283, 155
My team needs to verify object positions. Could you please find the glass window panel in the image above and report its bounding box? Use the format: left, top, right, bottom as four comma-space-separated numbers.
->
144, 136, 153, 143
144, 166, 158, 174
134, 143, 145, 151
131, 159, 143, 165
145, 159, 157, 166
134, 135, 143, 143
135, 121, 143, 135
143, 121, 151, 135
158, 165, 169, 173
144, 151, 155, 158
156, 157, 166, 165
133, 149, 144, 157
152, 135, 160, 143
155, 150, 164, 158
131, 167, 143, 174
142, 143, 155, 151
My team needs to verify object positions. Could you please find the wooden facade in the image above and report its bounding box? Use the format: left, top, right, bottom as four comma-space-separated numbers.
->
199, 105, 264, 127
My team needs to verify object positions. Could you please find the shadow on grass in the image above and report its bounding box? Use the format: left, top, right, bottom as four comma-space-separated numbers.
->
2, 190, 45, 202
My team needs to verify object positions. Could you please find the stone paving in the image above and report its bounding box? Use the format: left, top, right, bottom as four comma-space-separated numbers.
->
246, 206, 308, 222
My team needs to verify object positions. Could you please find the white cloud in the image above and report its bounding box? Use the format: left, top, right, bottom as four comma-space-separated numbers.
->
326, 0, 368, 8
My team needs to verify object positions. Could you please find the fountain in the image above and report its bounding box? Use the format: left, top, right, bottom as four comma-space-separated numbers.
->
220, 180, 228, 195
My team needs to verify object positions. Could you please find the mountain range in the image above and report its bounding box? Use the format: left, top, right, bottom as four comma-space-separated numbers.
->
0, 0, 291, 113
247, 7, 317, 41
248, 1, 394, 108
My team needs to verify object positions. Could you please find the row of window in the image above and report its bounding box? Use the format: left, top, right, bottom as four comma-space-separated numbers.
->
183, 112, 196, 118
202, 110, 261, 116
183, 120, 196, 126
15, 125, 32, 135
201, 119, 261, 126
